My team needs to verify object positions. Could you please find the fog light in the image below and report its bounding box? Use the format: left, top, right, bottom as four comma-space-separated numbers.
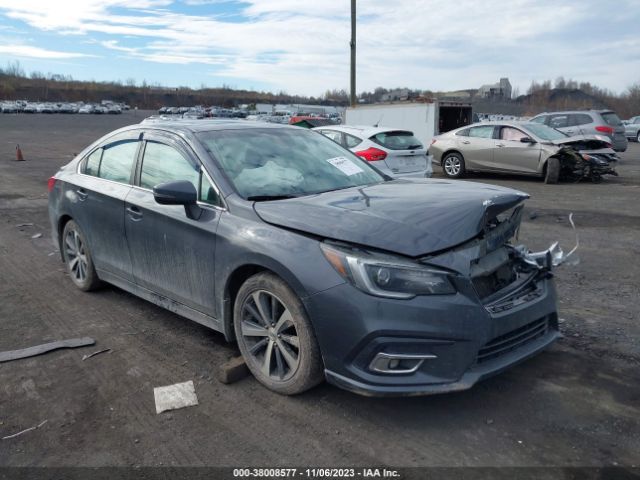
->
369, 352, 437, 374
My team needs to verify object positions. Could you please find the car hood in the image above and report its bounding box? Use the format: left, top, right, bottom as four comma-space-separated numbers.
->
253, 179, 529, 257
550, 134, 611, 150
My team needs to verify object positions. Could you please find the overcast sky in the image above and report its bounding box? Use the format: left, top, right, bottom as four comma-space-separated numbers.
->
0, 0, 638, 97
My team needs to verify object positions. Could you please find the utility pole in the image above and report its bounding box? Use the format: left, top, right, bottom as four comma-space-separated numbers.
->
350, 0, 356, 107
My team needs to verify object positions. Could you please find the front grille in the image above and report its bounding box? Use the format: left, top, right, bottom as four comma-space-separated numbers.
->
476, 317, 549, 364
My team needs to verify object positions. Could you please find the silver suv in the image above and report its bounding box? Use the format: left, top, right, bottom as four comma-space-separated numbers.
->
530, 110, 628, 152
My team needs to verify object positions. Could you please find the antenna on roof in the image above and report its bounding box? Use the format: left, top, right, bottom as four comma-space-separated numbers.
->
374, 113, 384, 128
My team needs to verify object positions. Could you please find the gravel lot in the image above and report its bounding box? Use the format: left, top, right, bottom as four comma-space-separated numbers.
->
0, 112, 638, 470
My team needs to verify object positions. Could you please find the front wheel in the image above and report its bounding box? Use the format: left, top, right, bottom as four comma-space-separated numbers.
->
442, 152, 465, 178
61, 220, 101, 291
234, 273, 324, 395
636, 132, 640, 143
544, 157, 560, 184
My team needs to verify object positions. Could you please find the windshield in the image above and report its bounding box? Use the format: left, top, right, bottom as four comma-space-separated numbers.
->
522, 123, 568, 141
197, 128, 385, 199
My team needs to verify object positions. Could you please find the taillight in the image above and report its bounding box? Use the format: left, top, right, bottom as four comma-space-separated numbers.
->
430, 139, 437, 146
47, 177, 56, 192
595, 125, 614, 135
354, 147, 387, 162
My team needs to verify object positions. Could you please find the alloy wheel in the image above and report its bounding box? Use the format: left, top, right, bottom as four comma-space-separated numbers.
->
239, 290, 300, 381
444, 156, 461, 176
65, 228, 88, 283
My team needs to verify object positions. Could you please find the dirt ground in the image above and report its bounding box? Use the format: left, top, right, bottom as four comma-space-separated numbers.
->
0, 112, 638, 470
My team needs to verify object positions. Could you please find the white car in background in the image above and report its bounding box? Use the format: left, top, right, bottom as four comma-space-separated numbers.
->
312, 125, 432, 178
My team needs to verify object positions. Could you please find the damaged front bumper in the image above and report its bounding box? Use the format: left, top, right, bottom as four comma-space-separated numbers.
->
307, 267, 560, 397
305, 203, 573, 397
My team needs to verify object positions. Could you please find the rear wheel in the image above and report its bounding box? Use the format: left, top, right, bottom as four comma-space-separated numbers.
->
442, 152, 465, 179
61, 220, 101, 291
234, 272, 323, 395
544, 157, 560, 184
636, 131, 640, 143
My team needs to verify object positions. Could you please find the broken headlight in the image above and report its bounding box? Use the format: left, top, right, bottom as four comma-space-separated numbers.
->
320, 243, 456, 299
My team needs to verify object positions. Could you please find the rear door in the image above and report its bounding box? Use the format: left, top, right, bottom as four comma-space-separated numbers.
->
571, 113, 593, 135
456, 125, 496, 171
124, 131, 223, 317
368, 130, 427, 173
70, 132, 141, 282
493, 126, 541, 174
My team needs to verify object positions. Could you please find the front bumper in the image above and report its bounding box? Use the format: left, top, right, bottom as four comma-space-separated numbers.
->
304, 273, 559, 397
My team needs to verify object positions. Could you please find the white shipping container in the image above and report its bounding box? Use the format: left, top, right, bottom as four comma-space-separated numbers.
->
345, 102, 472, 149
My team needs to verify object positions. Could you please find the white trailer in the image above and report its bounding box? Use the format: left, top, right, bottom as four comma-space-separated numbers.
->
344, 101, 472, 149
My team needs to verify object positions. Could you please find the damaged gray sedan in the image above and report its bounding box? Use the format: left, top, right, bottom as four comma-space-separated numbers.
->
430, 121, 618, 183
49, 121, 563, 396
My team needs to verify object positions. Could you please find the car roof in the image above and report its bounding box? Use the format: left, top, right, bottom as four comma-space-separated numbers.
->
532, 110, 614, 116
311, 124, 411, 137
132, 118, 295, 134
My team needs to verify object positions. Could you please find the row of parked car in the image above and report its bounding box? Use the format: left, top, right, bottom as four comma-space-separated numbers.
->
158, 106, 247, 119
314, 109, 627, 184
0, 100, 129, 114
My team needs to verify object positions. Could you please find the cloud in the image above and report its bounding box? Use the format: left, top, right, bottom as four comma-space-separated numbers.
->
0, 0, 638, 95
0, 44, 95, 59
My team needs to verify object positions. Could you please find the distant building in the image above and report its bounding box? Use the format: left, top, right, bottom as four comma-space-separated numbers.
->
477, 78, 512, 99
436, 90, 472, 99
380, 88, 410, 102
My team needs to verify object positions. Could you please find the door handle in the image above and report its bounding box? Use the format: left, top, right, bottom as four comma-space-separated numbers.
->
461, 140, 470, 144
496, 144, 505, 147
126, 205, 143, 221
77, 189, 88, 201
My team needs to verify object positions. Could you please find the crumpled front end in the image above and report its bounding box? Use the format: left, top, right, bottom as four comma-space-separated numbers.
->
308, 203, 566, 396
550, 140, 619, 182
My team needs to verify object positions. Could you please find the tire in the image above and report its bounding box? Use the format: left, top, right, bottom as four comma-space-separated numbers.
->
442, 152, 465, 179
233, 272, 323, 395
636, 132, 640, 143
61, 220, 101, 291
544, 157, 560, 184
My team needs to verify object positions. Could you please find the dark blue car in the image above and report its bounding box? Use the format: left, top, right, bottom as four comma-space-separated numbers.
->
48, 120, 561, 396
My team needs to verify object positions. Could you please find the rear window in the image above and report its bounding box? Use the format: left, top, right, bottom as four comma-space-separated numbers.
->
370, 131, 422, 150
601, 112, 622, 126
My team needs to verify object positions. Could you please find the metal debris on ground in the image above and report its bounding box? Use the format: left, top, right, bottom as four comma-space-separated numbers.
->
153, 380, 198, 414
31, 233, 42, 239
16, 223, 33, 227
2, 420, 48, 440
0, 338, 95, 363
82, 348, 111, 361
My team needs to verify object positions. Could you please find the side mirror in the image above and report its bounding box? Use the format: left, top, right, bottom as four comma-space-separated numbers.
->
520, 137, 536, 144
153, 180, 203, 220
153, 180, 197, 205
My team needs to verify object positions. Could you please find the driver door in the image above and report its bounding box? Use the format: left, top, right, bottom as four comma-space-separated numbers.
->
492, 126, 541, 174
124, 132, 224, 317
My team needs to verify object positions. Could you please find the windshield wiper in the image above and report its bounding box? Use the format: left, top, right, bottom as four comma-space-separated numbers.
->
246, 194, 299, 201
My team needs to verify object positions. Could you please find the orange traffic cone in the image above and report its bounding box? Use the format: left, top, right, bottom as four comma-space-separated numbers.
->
16, 144, 24, 161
